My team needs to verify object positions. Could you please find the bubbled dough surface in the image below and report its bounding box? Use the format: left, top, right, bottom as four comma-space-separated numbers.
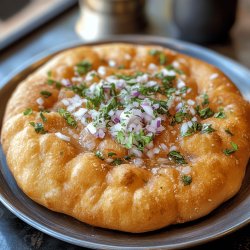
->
1, 44, 250, 233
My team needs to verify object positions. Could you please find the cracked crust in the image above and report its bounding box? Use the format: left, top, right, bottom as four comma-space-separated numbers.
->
1, 43, 250, 232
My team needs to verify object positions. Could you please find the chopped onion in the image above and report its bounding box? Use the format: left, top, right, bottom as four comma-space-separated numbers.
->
160, 143, 167, 151
129, 148, 142, 157
98, 66, 106, 76
36, 97, 44, 105
97, 129, 105, 139
210, 73, 219, 80
146, 150, 154, 158
133, 158, 144, 166
55, 132, 70, 142
61, 99, 70, 106
187, 99, 195, 106
86, 123, 97, 134
141, 103, 154, 117
177, 79, 186, 89
132, 90, 140, 97
61, 78, 72, 87
113, 117, 120, 124
181, 166, 191, 175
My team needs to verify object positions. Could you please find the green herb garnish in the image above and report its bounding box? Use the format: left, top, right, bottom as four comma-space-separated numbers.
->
201, 124, 215, 134
214, 108, 226, 119
112, 158, 124, 166
95, 151, 104, 160
76, 60, 92, 75
23, 108, 33, 115
40, 112, 47, 122
124, 155, 133, 161
196, 106, 214, 119
108, 152, 117, 157
116, 72, 143, 81
40, 90, 52, 98
47, 79, 62, 89
202, 93, 209, 105
165, 65, 184, 75
118, 65, 125, 69
182, 175, 192, 185
29, 122, 47, 134
171, 110, 187, 124
225, 128, 234, 136
58, 108, 77, 127
86, 86, 105, 109
168, 151, 187, 164
47, 71, 52, 77
69, 84, 87, 97
116, 130, 153, 151
223, 142, 238, 156
149, 49, 167, 65
181, 121, 202, 137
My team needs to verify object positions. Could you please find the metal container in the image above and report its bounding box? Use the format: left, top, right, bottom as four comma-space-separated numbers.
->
76, 0, 146, 40
173, 0, 238, 43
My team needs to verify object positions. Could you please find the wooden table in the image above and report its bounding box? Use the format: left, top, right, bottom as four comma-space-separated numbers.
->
0, 1, 249, 249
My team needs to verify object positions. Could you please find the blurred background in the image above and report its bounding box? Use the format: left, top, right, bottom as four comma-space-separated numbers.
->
1, 0, 249, 82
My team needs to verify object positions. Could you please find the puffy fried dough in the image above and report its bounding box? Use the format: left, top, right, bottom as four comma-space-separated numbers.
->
1, 44, 250, 232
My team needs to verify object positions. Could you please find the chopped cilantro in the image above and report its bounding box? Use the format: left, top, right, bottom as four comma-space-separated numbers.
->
29, 122, 47, 134
179, 86, 189, 94
116, 130, 153, 151
225, 128, 234, 136
69, 84, 87, 97
196, 106, 214, 119
171, 110, 187, 124
97, 97, 118, 120
159, 53, 167, 65
166, 87, 176, 96
149, 49, 159, 56
95, 151, 104, 160
152, 100, 169, 115
108, 152, 116, 157
58, 108, 77, 127
202, 93, 209, 105
23, 108, 33, 115
47, 71, 52, 77
75, 60, 92, 75
181, 121, 202, 137
47, 79, 62, 89
148, 49, 167, 65
162, 76, 175, 89
118, 65, 125, 69
134, 131, 153, 151
182, 175, 192, 185
155, 73, 175, 90
112, 158, 124, 166
116, 72, 143, 81
223, 142, 238, 156
40, 112, 47, 122
214, 108, 226, 119
86, 86, 105, 109
110, 83, 117, 97
137, 85, 160, 96
116, 131, 126, 145
201, 124, 215, 134
165, 65, 184, 75
126, 132, 134, 149
168, 151, 187, 164
124, 155, 133, 161
40, 90, 52, 98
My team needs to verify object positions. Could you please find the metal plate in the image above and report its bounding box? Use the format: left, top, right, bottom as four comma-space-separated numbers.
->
0, 35, 249, 250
